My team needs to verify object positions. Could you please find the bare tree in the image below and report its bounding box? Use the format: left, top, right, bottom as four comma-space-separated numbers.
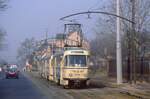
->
17, 38, 36, 67
0, 0, 8, 50
0, 28, 6, 50
0, 0, 8, 10
91, 0, 150, 59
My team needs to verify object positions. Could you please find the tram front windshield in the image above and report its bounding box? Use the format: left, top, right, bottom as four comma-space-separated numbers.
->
65, 55, 87, 67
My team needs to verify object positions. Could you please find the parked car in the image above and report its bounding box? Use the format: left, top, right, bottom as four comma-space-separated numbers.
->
5, 65, 19, 79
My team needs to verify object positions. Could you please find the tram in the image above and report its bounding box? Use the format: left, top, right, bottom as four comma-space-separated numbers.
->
48, 47, 90, 88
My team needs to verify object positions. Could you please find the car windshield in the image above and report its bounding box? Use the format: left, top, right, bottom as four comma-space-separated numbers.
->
65, 55, 87, 67
8, 67, 17, 72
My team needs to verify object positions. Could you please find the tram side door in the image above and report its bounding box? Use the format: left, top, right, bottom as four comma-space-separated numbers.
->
56, 56, 61, 81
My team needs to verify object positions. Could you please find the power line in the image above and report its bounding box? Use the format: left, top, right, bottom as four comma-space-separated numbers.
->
60, 11, 135, 24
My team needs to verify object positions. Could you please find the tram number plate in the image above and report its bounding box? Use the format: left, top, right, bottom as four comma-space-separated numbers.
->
72, 70, 84, 73
74, 74, 80, 76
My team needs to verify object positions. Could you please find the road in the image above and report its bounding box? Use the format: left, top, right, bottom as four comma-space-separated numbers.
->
0, 71, 149, 99
0, 72, 49, 99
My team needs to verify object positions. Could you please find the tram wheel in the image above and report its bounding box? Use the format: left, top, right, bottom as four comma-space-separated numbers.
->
63, 85, 70, 89
81, 80, 87, 88
57, 79, 60, 85
46, 76, 49, 81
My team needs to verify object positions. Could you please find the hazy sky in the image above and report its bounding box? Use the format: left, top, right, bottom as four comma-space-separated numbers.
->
0, 0, 106, 62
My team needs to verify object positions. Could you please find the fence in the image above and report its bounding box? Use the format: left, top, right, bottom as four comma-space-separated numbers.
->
108, 58, 150, 82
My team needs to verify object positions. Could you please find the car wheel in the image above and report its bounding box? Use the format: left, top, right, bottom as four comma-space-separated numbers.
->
15, 75, 19, 79
6, 76, 9, 79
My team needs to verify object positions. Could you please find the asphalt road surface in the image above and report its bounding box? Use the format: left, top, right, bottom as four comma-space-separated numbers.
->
0, 72, 49, 99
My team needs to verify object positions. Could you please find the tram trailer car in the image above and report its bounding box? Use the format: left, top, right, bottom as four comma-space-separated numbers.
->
39, 56, 50, 80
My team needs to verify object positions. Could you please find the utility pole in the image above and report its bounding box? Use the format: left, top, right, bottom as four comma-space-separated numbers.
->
45, 29, 48, 42
116, 0, 123, 84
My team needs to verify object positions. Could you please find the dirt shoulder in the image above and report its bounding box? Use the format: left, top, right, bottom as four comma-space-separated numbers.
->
89, 77, 150, 99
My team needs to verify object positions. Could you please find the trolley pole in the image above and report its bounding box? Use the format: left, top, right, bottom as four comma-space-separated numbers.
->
116, 0, 123, 84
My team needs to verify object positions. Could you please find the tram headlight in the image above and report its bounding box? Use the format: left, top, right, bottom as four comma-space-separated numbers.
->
69, 73, 73, 77
83, 74, 87, 77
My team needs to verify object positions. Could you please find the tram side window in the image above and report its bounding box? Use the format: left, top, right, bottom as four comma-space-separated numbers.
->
64, 56, 68, 66
56, 56, 62, 67
87, 56, 90, 65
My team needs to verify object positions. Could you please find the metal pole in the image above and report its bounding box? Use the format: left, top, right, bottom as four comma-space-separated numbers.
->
116, 0, 123, 84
